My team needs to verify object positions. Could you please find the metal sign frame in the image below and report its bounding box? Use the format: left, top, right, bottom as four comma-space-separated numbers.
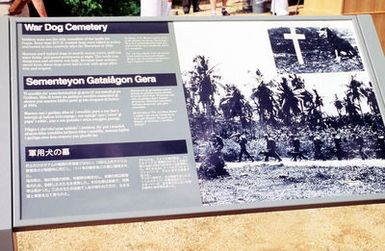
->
1, 15, 384, 251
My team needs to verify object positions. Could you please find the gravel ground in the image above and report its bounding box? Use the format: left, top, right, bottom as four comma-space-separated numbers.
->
198, 159, 385, 206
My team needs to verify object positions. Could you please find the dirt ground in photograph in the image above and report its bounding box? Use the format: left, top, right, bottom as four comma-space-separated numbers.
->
199, 159, 385, 205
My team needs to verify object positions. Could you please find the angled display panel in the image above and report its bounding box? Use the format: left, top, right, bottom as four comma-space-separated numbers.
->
8, 16, 385, 228
0, 16, 14, 251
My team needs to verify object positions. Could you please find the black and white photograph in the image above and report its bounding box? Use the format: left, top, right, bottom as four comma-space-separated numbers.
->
268, 26, 364, 73
174, 21, 385, 206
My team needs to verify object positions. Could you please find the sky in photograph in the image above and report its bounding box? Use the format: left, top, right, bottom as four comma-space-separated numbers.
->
173, 20, 376, 117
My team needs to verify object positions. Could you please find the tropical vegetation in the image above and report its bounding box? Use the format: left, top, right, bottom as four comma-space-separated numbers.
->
183, 55, 384, 161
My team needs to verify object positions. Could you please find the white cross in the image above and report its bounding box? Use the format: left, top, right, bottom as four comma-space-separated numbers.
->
284, 27, 306, 65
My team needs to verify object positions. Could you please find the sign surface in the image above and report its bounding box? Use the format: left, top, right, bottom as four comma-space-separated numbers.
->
8, 16, 385, 227
0, 16, 13, 251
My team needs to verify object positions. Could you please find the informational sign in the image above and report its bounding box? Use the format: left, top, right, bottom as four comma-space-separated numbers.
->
12, 20, 202, 225
0, 16, 13, 251
2, 16, 385, 231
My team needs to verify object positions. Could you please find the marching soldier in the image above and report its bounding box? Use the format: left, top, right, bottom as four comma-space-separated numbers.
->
355, 135, 368, 160
376, 135, 385, 159
288, 135, 308, 161
313, 136, 325, 161
260, 135, 282, 162
233, 133, 254, 162
333, 133, 345, 160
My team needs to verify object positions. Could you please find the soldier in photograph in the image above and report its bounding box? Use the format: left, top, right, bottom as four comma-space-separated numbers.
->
355, 134, 368, 160
288, 135, 308, 161
333, 133, 345, 160
260, 135, 282, 162
313, 136, 325, 161
375, 135, 385, 159
209, 132, 224, 153
198, 133, 228, 180
233, 133, 254, 162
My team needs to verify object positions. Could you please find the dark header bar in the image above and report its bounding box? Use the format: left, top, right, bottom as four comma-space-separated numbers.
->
23, 73, 177, 90
21, 22, 169, 35
25, 140, 188, 161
